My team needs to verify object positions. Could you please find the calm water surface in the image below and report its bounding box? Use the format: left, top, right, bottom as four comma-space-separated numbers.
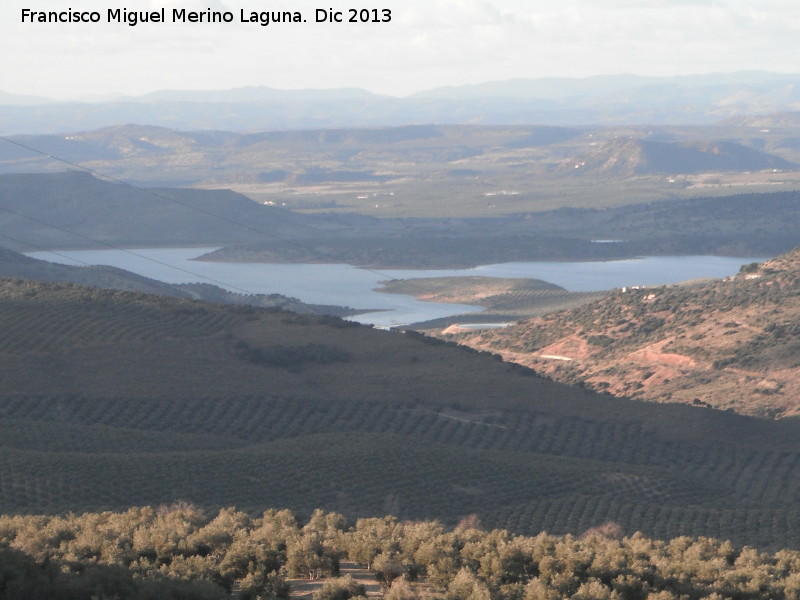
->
27, 247, 764, 327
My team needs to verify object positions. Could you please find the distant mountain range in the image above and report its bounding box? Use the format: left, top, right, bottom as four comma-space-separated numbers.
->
3, 72, 800, 133
0, 90, 53, 106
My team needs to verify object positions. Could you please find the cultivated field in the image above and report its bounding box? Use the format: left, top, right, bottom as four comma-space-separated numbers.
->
2, 278, 800, 549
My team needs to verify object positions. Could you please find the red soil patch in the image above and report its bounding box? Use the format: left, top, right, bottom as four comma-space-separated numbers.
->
624, 339, 699, 369
536, 335, 596, 361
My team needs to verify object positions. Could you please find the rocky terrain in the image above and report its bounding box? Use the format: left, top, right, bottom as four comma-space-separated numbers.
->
442, 249, 800, 418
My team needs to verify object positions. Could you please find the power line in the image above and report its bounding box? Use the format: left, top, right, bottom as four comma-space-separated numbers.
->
0, 201, 258, 294
0, 232, 96, 268
0, 134, 316, 248
0, 133, 409, 299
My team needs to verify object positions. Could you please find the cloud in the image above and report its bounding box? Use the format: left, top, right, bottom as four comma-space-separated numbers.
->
1, 0, 798, 98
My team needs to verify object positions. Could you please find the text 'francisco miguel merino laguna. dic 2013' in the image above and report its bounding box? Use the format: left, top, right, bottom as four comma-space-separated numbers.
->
20, 8, 393, 26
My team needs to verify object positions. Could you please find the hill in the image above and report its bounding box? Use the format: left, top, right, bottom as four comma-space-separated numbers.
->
0, 90, 51, 106
376, 276, 608, 323
1, 168, 798, 270
441, 248, 800, 418
0, 170, 350, 250
0, 246, 357, 316
6, 122, 800, 222
3, 170, 800, 269
722, 111, 800, 128
4, 279, 800, 549
201, 189, 800, 267
560, 138, 794, 177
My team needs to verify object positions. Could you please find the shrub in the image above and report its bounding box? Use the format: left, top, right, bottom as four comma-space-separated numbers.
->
311, 576, 367, 600
235, 341, 351, 371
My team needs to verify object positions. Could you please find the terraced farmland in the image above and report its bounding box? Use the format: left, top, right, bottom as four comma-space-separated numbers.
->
3, 278, 800, 550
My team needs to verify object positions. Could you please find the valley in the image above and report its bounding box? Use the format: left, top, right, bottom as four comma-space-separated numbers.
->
6, 0, 800, 586
2, 170, 799, 269
4, 75, 800, 599
3, 278, 800, 553
4, 121, 800, 221
23, 247, 757, 327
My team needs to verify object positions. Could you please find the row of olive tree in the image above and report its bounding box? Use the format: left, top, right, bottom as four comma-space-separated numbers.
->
4, 506, 800, 600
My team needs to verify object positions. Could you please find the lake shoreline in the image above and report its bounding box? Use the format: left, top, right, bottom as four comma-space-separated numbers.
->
192, 249, 766, 271
26, 248, 767, 328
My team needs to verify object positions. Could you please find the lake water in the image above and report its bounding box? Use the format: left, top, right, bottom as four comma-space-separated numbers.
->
27, 247, 764, 327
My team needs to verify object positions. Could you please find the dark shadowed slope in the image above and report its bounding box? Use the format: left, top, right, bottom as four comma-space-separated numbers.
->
3, 278, 800, 549
0, 171, 339, 250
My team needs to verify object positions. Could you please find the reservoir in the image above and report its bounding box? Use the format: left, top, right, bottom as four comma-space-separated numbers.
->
27, 248, 765, 328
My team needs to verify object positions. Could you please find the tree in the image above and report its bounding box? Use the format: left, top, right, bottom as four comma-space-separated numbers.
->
372, 552, 406, 586
286, 535, 339, 580
311, 576, 366, 600
343, 517, 400, 569
384, 578, 419, 600
238, 568, 291, 600
445, 568, 491, 600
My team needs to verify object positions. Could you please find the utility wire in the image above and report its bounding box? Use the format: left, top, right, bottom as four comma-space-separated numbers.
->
0, 231, 97, 268
0, 133, 409, 299
0, 202, 257, 295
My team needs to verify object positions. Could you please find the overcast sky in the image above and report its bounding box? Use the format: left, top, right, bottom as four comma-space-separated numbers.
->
2, 0, 799, 99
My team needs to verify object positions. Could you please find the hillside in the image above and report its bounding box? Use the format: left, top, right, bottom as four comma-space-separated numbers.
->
376, 276, 608, 323
0, 246, 357, 316
560, 138, 794, 177
202, 189, 800, 267
377, 276, 564, 302
442, 248, 800, 418
5, 171, 800, 268
5, 121, 800, 223
5, 279, 800, 549
0, 171, 340, 249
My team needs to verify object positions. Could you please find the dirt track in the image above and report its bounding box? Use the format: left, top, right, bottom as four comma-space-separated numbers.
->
289, 561, 382, 599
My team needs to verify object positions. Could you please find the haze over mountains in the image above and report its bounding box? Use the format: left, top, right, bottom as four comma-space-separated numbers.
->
3, 72, 800, 134
0, 171, 333, 249
4, 122, 797, 188
5, 67, 800, 569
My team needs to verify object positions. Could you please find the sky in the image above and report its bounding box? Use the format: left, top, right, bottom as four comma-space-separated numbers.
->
2, 0, 800, 100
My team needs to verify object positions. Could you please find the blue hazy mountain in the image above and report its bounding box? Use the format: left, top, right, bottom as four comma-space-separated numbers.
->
3, 72, 800, 134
